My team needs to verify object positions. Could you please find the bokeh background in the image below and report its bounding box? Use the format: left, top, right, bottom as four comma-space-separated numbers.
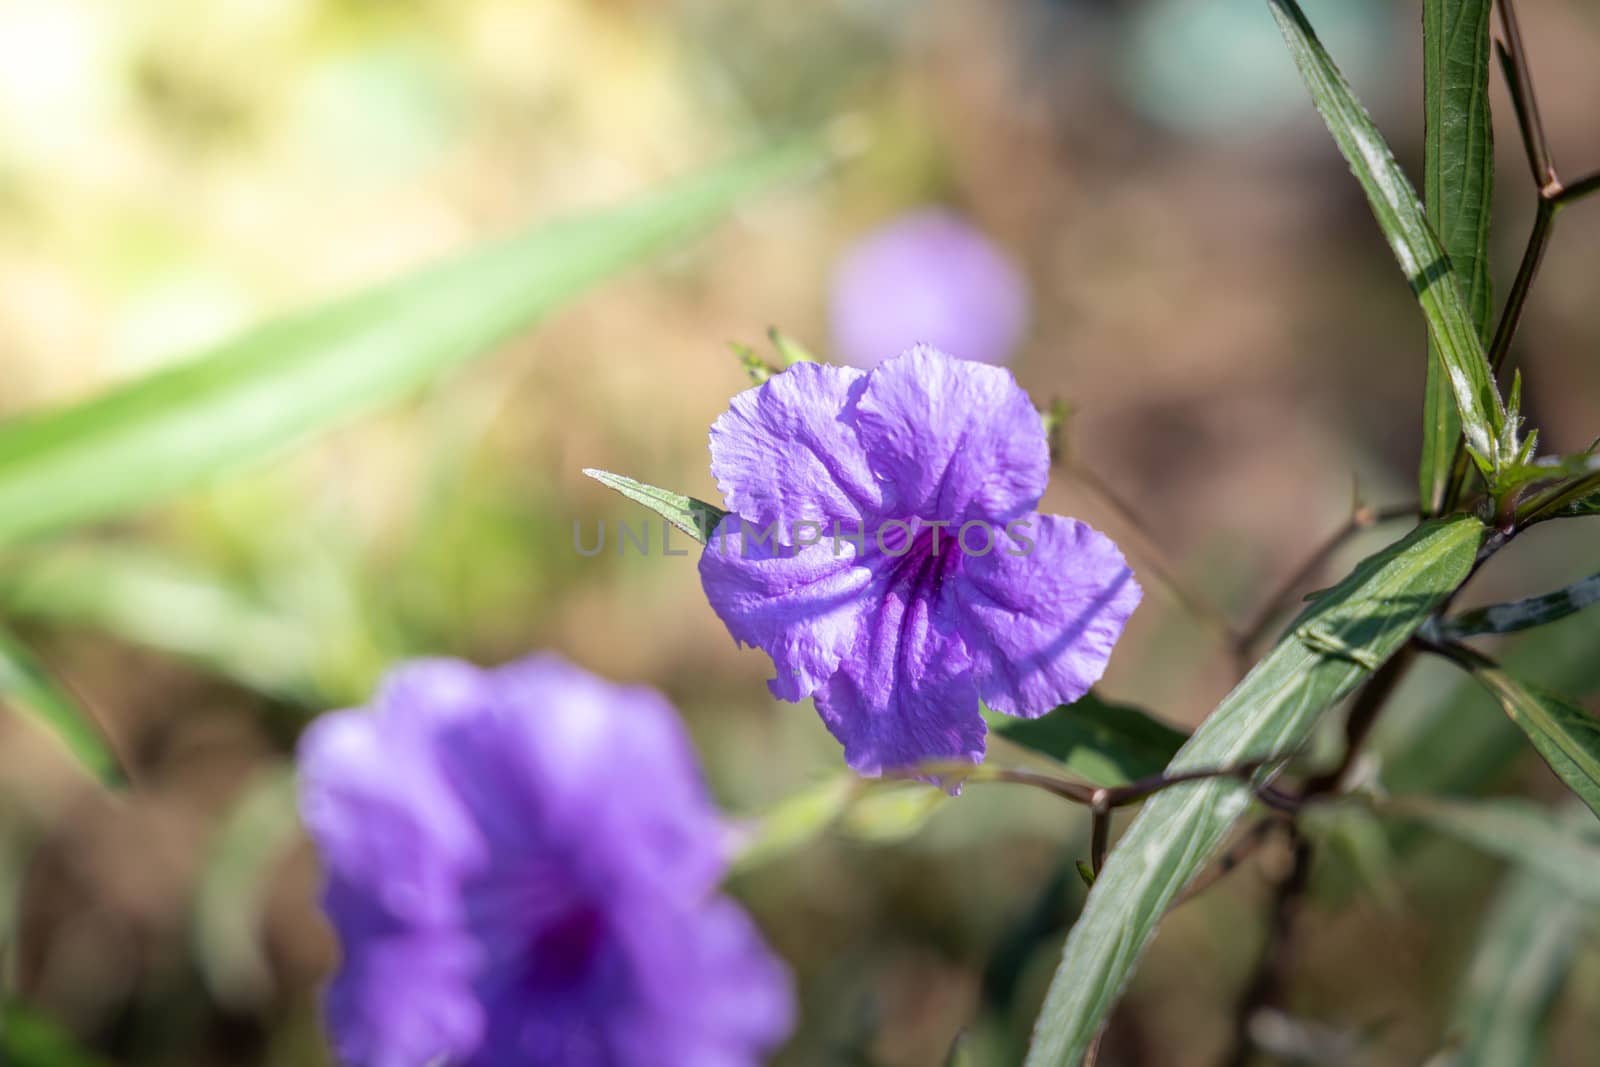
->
1, 0, 1598, 1064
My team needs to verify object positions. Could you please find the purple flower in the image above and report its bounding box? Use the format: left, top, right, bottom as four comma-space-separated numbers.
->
699, 345, 1141, 776
829, 209, 1029, 369
298, 654, 794, 1067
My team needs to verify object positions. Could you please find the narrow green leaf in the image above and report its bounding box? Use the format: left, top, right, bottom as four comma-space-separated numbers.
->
581, 469, 728, 544
1384, 796, 1600, 904
0, 141, 817, 547
1420, 0, 1495, 512
767, 327, 818, 365
1270, 0, 1507, 473
0, 545, 329, 705
1466, 667, 1600, 820
1025, 516, 1485, 1066
1375, 605, 1600, 811
1430, 571, 1600, 641
0, 628, 124, 787
986, 693, 1189, 788
1442, 828, 1587, 1067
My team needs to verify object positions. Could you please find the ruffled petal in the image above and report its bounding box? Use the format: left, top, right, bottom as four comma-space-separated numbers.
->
699, 514, 876, 702
853, 345, 1048, 524
440, 655, 729, 898
708, 361, 884, 534
620, 895, 796, 1067
322, 879, 485, 1067
297, 661, 490, 925
948, 513, 1141, 717
813, 561, 983, 775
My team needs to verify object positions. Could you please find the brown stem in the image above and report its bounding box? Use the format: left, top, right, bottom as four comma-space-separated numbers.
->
1558, 171, 1600, 205
1300, 650, 1414, 797
1089, 806, 1111, 878
1496, 0, 1556, 189
1221, 828, 1313, 1067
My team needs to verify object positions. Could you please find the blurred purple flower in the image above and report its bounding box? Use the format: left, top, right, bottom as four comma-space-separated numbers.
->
829, 209, 1029, 369
699, 345, 1141, 776
298, 654, 793, 1067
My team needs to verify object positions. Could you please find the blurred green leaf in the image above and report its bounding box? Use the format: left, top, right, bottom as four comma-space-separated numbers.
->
582, 469, 728, 544
0, 628, 124, 788
1026, 517, 1485, 1066
985, 694, 1189, 788
0, 141, 818, 547
194, 767, 301, 1008
1270, 0, 1509, 475
0, 1003, 109, 1067
1430, 571, 1600, 641
768, 326, 818, 365
1554, 489, 1600, 518
0, 545, 328, 706
1385, 796, 1600, 904
1440, 813, 1589, 1067
731, 775, 946, 873
1420, 0, 1494, 513
1463, 666, 1600, 820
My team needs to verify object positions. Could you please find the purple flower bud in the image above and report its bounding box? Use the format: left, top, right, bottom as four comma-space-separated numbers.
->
298, 654, 793, 1066
828, 209, 1029, 369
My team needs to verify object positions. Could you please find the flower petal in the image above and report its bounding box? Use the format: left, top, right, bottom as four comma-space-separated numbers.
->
297, 661, 490, 925
949, 513, 1141, 717
853, 345, 1048, 524
709, 361, 884, 534
813, 562, 983, 775
451, 655, 729, 896
699, 514, 876, 701
322, 880, 485, 1067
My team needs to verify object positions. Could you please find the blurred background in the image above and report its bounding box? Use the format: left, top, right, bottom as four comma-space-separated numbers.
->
0, 0, 1598, 1064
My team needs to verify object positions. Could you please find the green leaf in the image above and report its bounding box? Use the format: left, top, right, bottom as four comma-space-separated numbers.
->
1429, 571, 1600, 641
1375, 605, 1600, 809
730, 775, 945, 873
1270, 0, 1508, 475
1442, 836, 1587, 1067
1555, 489, 1600, 518
1420, 0, 1495, 513
1463, 666, 1600, 821
0, 141, 817, 548
985, 693, 1189, 787
1025, 516, 1485, 1066
581, 469, 728, 544
1384, 796, 1600, 905
767, 327, 818, 365
1, 1003, 110, 1067
0, 545, 331, 706
0, 628, 124, 787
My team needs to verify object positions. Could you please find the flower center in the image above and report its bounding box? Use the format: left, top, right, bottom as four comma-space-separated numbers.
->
522, 902, 607, 992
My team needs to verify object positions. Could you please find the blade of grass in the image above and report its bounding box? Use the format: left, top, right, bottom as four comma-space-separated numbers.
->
0, 628, 124, 787
0, 140, 818, 547
1025, 516, 1486, 1065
